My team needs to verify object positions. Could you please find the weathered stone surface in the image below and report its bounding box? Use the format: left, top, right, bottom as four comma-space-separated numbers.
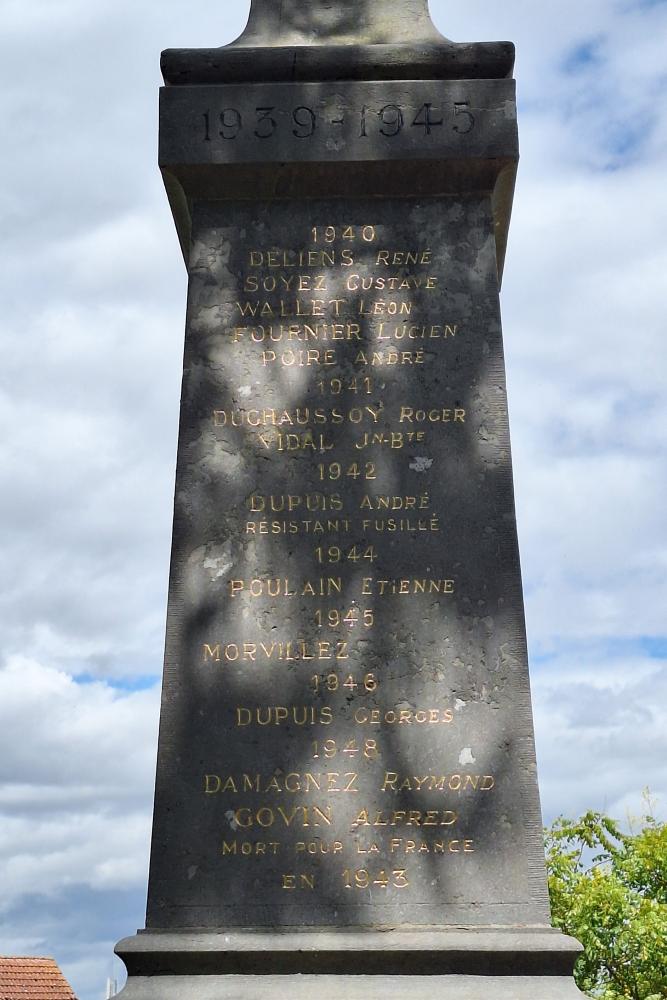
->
116, 929, 585, 998
114, 971, 586, 1000
145, 194, 548, 930
161, 0, 515, 86
118, 928, 583, 974
159, 78, 518, 275
232, 0, 449, 47
115, 2, 585, 997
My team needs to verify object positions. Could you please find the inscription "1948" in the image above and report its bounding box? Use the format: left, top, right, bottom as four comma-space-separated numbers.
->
202, 101, 475, 142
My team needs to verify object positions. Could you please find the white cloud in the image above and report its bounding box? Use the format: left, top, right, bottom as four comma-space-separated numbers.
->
533, 648, 667, 822
0, 657, 159, 906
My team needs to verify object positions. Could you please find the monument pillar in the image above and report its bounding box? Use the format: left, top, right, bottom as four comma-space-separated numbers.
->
116, 1, 586, 996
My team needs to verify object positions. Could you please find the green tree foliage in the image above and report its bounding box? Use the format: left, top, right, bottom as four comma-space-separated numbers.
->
545, 798, 667, 1000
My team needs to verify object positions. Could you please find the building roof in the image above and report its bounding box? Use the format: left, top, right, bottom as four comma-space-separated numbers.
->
0, 957, 77, 1000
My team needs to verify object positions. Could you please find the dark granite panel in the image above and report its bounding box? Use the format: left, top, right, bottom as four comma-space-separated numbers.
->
145, 195, 549, 930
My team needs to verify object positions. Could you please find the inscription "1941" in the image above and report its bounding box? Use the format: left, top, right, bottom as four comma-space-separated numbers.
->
202, 101, 475, 142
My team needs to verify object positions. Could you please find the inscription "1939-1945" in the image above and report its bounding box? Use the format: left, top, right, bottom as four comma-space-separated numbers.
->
202, 101, 475, 142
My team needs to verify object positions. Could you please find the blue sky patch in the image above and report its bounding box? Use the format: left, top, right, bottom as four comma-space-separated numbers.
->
561, 38, 604, 74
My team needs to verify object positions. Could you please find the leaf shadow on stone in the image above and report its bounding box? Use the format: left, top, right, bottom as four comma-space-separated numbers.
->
145, 182, 543, 929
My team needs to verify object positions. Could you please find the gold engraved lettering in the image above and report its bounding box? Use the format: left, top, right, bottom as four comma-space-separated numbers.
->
361, 493, 430, 511
342, 868, 410, 889
236, 706, 334, 727
236, 298, 347, 319
357, 299, 412, 316
399, 407, 466, 424
352, 809, 458, 828
217, 640, 349, 664
389, 838, 475, 855
235, 805, 332, 829
221, 840, 280, 857
360, 578, 455, 596
221, 639, 350, 663
346, 274, 438, 292
296, 841, 344, 855
243, 273, 329, 294
381, 772, 495, 792
219, 406, 306, 426
317, 375, 373, 396
361, 517, 440, 534
262, 348, 337, 367
214, 406, 383, 429
249, 249, 354, 268
354, 707, 454, 726
310, 669, 377, 692
233, 322, 361, 343
375, 250, 433, 266
311, 225, 375, 244
204, 772, 358, 795
246, 518, 353, 536
354, 350, 425, 366
312, 738, 379, 761
249, 494, 344, 513
228, 577, 342, 598
257, 431, 335, 453
216, 401, 384, 454
356, 842, 382, 855
354, 430, 426, 450
376, 322, 456, 340
282, 873, 316, 890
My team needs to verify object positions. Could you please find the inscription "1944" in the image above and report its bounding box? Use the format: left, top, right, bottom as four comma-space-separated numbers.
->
202, 101, 475, 142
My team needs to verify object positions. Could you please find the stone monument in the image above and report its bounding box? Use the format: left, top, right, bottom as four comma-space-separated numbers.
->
115, 2, 586, 996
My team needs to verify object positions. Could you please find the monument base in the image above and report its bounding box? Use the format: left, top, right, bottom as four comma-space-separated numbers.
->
115, 927, 586, 999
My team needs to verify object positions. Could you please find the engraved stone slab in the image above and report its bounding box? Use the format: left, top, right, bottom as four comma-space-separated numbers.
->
115, 6, 587, 998
159, 80, 517, 166
145, 194, 549, 930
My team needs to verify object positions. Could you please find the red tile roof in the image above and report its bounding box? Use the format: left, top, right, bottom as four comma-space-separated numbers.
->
0, 958, 77, 1000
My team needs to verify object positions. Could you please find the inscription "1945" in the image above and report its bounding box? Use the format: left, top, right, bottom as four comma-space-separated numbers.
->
202, 101, 475, 142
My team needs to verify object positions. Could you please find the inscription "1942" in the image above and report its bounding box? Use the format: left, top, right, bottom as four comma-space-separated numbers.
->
202, 102, 475, 142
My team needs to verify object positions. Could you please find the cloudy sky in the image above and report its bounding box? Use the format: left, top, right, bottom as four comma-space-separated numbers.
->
1, 0, 666, 997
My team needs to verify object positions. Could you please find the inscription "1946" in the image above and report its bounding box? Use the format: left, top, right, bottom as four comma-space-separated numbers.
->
202, 101, 475, 142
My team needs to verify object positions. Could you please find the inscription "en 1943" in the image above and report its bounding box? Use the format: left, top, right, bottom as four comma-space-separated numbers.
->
202, 101, 475, 142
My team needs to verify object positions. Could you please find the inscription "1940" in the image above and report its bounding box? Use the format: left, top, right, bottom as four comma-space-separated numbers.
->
202, 101, 475, 142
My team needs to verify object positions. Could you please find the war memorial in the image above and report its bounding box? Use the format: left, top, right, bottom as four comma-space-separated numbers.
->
115, 2, 586, 996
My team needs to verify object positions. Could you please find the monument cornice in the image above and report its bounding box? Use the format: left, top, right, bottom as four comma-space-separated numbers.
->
162, 0, 514, 84
161, 41, 515, 85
